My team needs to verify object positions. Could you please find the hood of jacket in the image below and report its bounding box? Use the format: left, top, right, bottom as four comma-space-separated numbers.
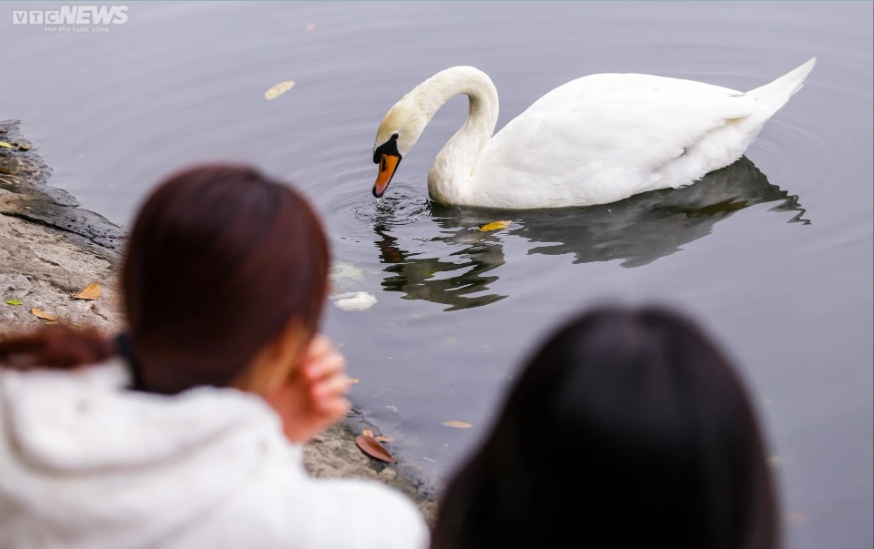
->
0, 359, 292, 549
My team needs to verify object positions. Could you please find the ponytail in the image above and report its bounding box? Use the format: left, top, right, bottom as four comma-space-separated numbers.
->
0, 325, 117, 370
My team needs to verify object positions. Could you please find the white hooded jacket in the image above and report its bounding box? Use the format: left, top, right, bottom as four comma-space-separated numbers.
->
0, 359, 430, 549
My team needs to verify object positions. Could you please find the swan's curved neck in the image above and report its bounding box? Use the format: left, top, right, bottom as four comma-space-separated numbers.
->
409, 67, 499, 202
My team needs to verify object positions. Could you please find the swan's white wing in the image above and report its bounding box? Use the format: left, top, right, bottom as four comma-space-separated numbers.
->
470, 73, 761, 209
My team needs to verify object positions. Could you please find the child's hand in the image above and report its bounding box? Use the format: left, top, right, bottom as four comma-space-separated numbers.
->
264, 334, 350, 444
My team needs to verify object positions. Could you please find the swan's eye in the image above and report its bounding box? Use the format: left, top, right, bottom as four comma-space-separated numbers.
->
381, 157, 387, 172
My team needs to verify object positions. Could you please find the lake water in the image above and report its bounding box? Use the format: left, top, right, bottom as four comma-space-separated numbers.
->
4, 2, 872, 547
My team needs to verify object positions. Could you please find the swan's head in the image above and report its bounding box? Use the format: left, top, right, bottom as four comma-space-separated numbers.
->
372, 96, 428, 198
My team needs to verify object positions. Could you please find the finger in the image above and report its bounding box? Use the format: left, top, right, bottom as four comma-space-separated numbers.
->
313, 373, 351, 402
305, 350, 346, 381
316, 397, 351, 424
300, 334, 332, 363
312, 384, 350, 416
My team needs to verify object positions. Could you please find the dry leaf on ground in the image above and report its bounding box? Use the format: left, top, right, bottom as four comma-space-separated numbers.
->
74, 282, 101, 300
31, 308, 57, 321
264, 80, 295, 101
58, 315, 81, 328
5, 300, 22, 306
479, 220, 510, 232
354, 435, 396, 463
441, 420, 473, 428
362, 429, 374, 438
0, 142, 14, 149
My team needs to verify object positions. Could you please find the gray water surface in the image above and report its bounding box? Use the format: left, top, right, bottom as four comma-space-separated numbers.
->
5, 2, 873, 548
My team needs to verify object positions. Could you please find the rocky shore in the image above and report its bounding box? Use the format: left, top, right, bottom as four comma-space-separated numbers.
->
0, 119, 437, 523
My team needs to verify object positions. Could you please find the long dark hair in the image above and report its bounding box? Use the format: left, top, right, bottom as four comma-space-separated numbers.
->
0, 164, 330, 395
432, 306, 779, 549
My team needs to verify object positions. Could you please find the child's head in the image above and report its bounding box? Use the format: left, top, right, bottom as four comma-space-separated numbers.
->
1, 164, 331, 397
433, 305, 778, 549
121, 164, 330, 394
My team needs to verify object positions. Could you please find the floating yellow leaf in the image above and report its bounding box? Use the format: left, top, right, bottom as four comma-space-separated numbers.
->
0, 142, 13, 149
786, 511, 808, 522
264, 80, 295, 101
362, 429, 374, 438
348, 378, 360, 384
479, 220, 510, 232
304, 22, 315, 31
74, 282, 101, 300
31, 308, 57, 321
441, 420, 472, 428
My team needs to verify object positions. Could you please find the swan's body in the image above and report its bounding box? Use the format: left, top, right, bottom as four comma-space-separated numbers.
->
371, 59, 816, 209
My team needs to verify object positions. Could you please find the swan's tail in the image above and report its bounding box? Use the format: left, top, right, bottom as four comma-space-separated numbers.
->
747, 57, 816, 118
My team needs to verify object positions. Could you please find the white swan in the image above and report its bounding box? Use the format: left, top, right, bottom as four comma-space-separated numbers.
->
371, 59, 816, 209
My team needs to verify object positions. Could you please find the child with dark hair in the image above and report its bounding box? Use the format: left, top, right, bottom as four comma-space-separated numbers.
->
0, 164, 428, 549
432, 306, 779, 549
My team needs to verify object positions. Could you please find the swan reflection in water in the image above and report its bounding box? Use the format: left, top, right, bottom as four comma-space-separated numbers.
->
371, 157, 808, 311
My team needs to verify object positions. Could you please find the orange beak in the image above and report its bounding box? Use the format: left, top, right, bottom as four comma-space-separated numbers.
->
373, 154, 401, 198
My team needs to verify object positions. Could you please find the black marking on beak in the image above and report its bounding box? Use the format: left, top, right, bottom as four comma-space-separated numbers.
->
373, 133, 401, 164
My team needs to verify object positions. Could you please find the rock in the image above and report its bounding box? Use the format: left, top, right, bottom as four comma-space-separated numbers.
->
0, 273, 33, 292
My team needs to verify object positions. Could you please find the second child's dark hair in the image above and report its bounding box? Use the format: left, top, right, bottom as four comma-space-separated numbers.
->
432, 306, 779, 549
